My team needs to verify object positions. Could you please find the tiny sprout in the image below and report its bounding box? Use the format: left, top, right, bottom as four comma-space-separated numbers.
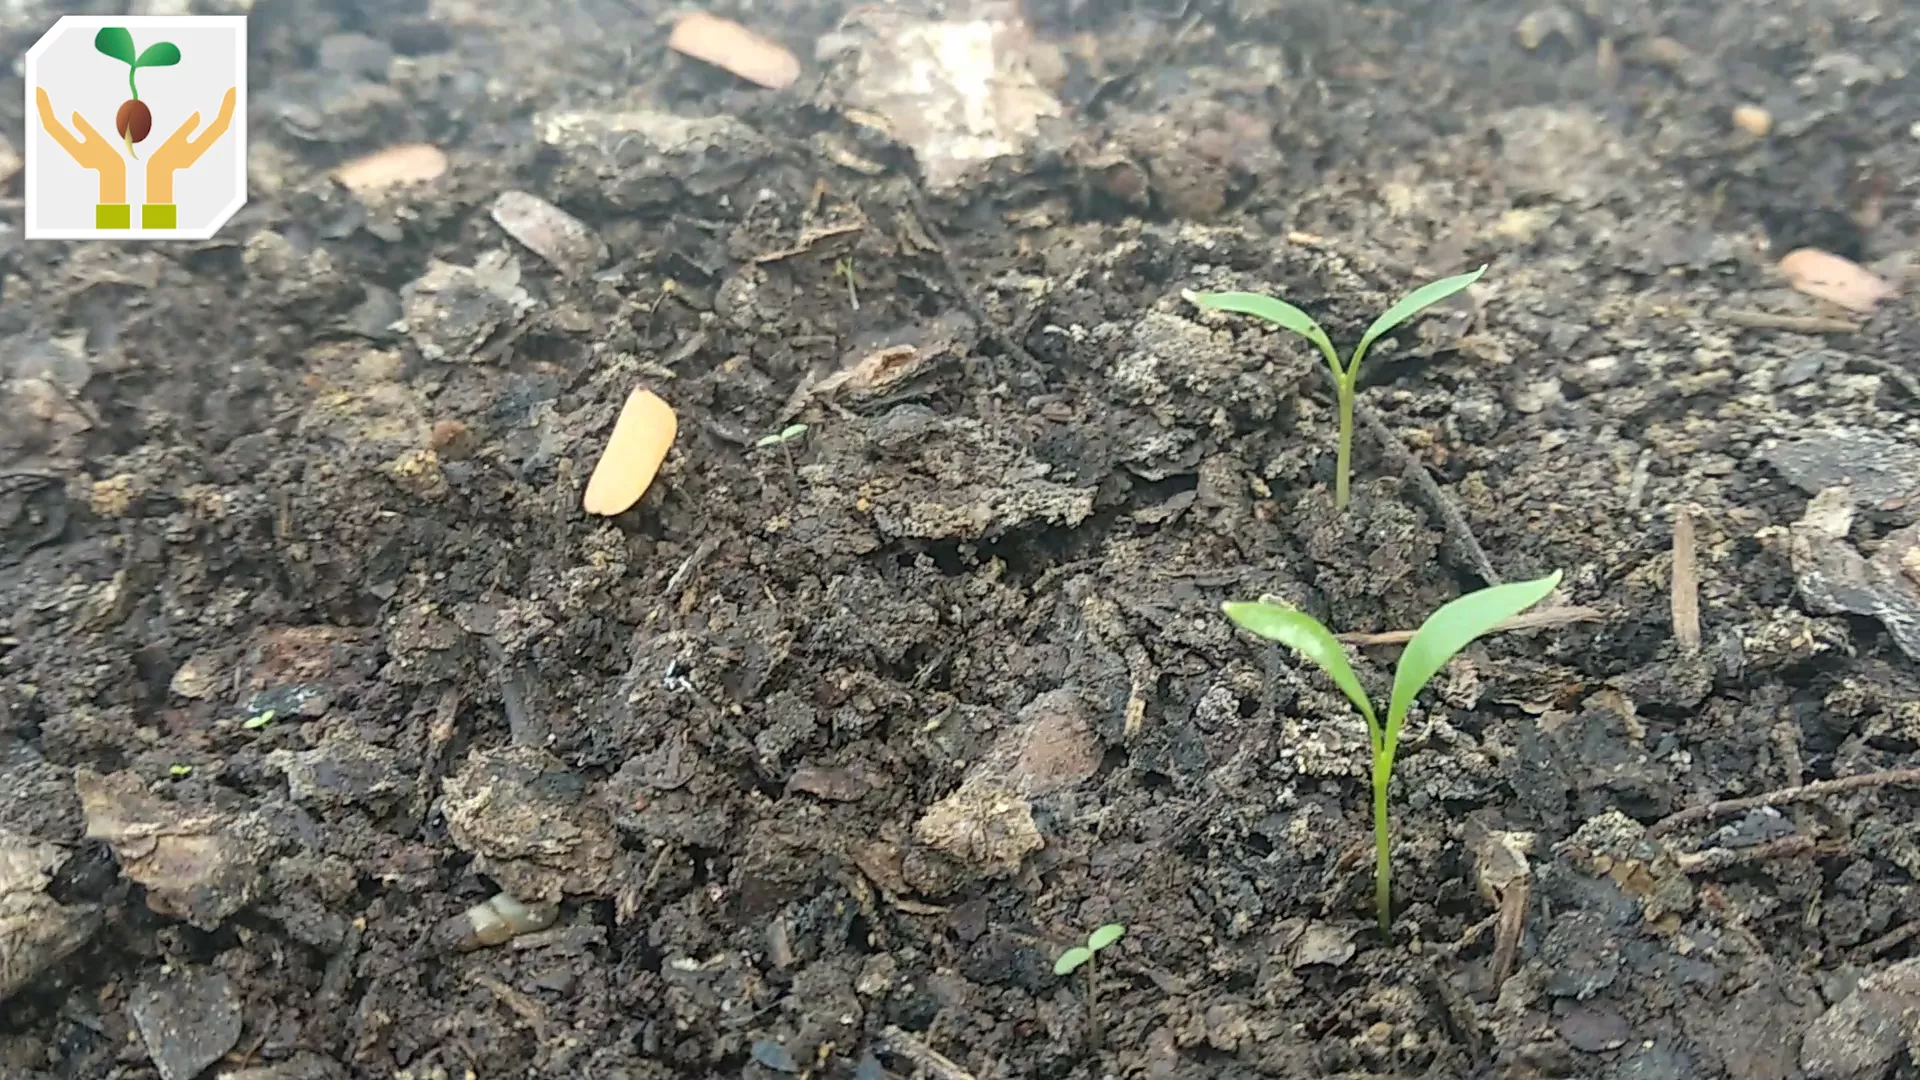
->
1054, 922, 1125, 976
1055, 923, 1125, 1049
1223, 571, 1561, 932
242, 709, 276, 730
167, 763, 193, 778
755, 423, 809, 448
1185, 266, 1486, 510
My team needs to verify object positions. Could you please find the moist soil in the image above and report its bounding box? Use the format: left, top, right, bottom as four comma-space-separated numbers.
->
4, 0, 1920, 1077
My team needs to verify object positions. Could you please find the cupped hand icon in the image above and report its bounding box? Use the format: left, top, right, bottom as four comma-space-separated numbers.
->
147, 87, 237, 206
34, 86, 128, 205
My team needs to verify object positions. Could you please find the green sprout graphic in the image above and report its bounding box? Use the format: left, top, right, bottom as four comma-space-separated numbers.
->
94, 27, 181, 160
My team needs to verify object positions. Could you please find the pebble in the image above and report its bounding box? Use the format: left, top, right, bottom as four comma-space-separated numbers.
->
129, 968, 242, 1080
1731, 104, 1772, 137
1801, 957, 1920, 1080
490, 191, 607, 279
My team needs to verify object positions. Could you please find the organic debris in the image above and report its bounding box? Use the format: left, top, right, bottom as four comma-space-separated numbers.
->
583, 388, 678, 516
667, 12, 801, 90
1778, 248, 1896, 312
332, 143, 449, 194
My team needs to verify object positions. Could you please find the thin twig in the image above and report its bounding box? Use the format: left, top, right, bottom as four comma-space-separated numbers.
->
1671, 505, 1701, 652
1354, 399, 1501, 585
877, 1026, 977, 1080
1649, 768, 1920, 837
1712, 308, 1859, 335
1335, 606, 1604, 646
1674, 834, 1837, 874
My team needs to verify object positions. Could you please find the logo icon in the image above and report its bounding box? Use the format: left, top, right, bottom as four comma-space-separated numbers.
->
24, 15, 246, 240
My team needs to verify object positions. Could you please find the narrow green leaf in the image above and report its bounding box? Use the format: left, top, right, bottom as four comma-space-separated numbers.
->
1222, 601, 1378, 734
1054, 947, 1092, 976
1352, 266, 1487, 365
1087, 924, 1125, 951
135, 41, 182, 68
94, 27, 137, 65
1183, 289, 1342, 374
1383, 571, 1562, 755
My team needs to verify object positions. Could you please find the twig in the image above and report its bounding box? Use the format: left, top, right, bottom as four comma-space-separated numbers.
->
1649, 768, 1920, 837
905, 184, 1021, 433
1671, 505, 1701, 652
1335, 606, 1604, 646
411, 687, 464, 824
1857, 919, 1920, 959
877, 1025, 977, 1080
1674, 834, 1836, 874
1712, 308, 1858, 335
1354, 399, 1501, 585
482, 637, 547, 748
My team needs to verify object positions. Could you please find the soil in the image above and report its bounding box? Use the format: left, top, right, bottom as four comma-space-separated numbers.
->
3, 0, 1920, 1077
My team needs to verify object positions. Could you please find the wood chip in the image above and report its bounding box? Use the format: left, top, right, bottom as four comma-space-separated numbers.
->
1778, 248, 1896, 313
583, 389, 677, 516
332, 143, 449, 194
1671, 505, 1701, 652
667, 12, 801, 90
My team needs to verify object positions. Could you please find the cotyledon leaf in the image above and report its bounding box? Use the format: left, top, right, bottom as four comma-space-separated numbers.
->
1353, 265, 1487, 365
135, 42, 182, 68
1183, 289, 1342, 374
94, 27, 136, 65
1383, 570, 1563, 756
1222, 600, 1378, 739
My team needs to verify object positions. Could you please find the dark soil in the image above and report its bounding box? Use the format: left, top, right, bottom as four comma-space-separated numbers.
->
4, 0, 1920, 1077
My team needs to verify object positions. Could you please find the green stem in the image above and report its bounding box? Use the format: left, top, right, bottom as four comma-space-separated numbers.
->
1372, 758, 1391, 933
129, 67, 139, 101
1086, 960, 1103, 1050
1335, 380, 1355, 511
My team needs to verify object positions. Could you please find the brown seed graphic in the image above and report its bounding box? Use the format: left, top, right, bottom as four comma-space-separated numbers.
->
115, 99, 152, 143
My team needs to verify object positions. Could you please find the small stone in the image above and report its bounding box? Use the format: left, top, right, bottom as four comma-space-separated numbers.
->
490, 191, 607, 279
1292, 922, 1358, 968
1800, 957, 1920, 1080
332, 143, 448, 194
128, 968, 242, 1080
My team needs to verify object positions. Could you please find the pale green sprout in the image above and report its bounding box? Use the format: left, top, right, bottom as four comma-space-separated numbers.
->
1184, 266, 1486, 510
168, 763, 193, 778
755, 423, 808, 449
1223, 570, 1561, 932
1055, 923, 1126, 1049
243, 709, 276, 730
1054, 922, 1125, 976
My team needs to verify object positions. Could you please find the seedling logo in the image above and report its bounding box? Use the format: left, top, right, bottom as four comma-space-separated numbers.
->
23, 15, 246, 240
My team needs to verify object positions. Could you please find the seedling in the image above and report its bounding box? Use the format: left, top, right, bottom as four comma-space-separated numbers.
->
1055, 923, 1124, 1048
242, 709, 276, 730
1223, 570, 1561, 932
754, 423, 808, 449
167, 763, 193, 778
94, 27, 181, 160
1185, 266, 1486, 510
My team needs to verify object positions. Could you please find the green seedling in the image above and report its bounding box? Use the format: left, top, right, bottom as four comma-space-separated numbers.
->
167, 763, 193, 778
755, 423, 808, 449
94, 27, 181, 160
1185, 266, 1486, 510
1223, 570, 1561, 932
242, 709, 277, 731
1055, 923, 1125, 1048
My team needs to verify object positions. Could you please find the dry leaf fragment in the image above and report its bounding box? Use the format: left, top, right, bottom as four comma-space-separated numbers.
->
584, 389, 678, 516
668, 12, 801, 90
333, 143, 449, 194
1779, 248, 1895, 313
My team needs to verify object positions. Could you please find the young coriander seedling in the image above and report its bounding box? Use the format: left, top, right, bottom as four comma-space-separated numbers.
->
1055, 923, 1125, 1049
1223, 570, 1560, 932
1184, 266, 1486, 510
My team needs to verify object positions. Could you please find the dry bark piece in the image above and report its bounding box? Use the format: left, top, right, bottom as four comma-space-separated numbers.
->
584, 389, 678, 516
1778, 248, 1895, 313
332, 143, 448, 194
667, 12, 801, 90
